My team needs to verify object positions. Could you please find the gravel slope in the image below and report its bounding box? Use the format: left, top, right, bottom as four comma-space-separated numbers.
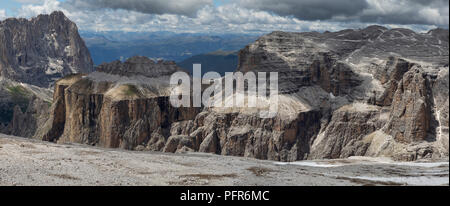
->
0, 134, 448, 186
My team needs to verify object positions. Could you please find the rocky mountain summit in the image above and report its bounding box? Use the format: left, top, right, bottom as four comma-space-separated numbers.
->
0, 11, 93, 87
38, 25, 449, 161
0, 11, 93, 136
232, 26, 448, 161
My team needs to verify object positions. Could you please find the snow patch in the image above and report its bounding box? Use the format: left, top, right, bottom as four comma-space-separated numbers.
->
46, 58, 64, 75
351, 176, 448, 186
64, 45, 73, 56
274, 161, 343, 168
387, 161, 449, 168
274, 156, 449, 168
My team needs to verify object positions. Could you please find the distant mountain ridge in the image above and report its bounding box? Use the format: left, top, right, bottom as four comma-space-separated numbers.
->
80, 31, 257, 65
177, 50, 238, 75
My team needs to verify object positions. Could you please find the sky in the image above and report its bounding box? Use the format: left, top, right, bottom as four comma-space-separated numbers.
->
0, 0, 448, 34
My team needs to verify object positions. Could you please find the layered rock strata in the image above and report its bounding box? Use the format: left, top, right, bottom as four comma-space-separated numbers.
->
40, 26, 449, 161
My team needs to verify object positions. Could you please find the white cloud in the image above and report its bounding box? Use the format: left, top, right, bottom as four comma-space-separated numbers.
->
9, 0, 448, 34
0, 9, 7, 20
238, 0, 368, 21
238, 0, 449, 26
65, 0, 213, 17
14, 0, 46, 3
0, 9, 6, 20
360, 0, 449, 26
17, 0, 67, 17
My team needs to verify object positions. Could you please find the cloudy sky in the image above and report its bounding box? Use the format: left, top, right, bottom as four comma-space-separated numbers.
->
0, 0, 448, 34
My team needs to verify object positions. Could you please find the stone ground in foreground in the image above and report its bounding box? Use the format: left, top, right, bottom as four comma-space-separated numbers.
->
0, 134, 448, 186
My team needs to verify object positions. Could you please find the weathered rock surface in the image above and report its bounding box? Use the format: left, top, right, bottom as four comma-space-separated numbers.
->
432, 69, 449, 157
4, 97, 50, 138
384, 67, 433, 143
2, 134, 448, 186
39, 25, 449, 162
0, 11, 93, 88
228, 26, 448, 161
0, 11, 93, 136
166, 110, 322, 161
39, 57, 200, 150
309, 103, 387, 159
0, 78, 53, 137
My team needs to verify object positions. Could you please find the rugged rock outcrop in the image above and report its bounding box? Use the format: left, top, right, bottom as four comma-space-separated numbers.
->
166, 110, 322, 161
0, 11, 93, 87
39, 57, 200, 150
384, 67, 433, 143
40, 26, 449, 162
374, 57, 415, 106
228, 26, 448, 161
432, 69, 449, 157
0, 11, 93, 136
0, 77, 53, 136
4, 96, 50, 138
309, 103, 387, 159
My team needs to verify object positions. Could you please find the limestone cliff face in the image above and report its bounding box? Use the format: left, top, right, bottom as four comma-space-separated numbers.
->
384, 68, 433, 143
4, 96, 50, 138
40, 57, 200, 150
166, 110, 322, 161
432, 69, 449, 157
0, 11, 93, 136
0, 11, 93, 88
309, 103, 387, 159
230, 26, 448, 161
39, 26, 449, 162
0, 78, 53, 137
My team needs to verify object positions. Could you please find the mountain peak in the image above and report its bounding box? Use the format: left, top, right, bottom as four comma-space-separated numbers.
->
49, 10, 66, 18
0, 11, 93, 88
